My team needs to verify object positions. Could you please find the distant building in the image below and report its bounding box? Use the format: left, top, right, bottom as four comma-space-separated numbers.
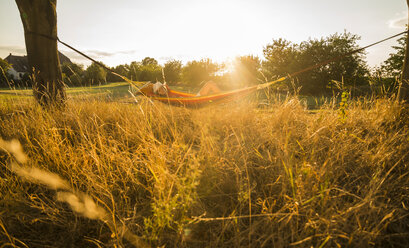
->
4, 52, 72, 80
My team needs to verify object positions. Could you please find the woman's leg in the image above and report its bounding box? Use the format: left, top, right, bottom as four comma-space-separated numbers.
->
197, 81, 221, 96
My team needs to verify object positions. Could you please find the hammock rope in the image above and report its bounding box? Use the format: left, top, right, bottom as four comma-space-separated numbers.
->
27, 29, 408, 106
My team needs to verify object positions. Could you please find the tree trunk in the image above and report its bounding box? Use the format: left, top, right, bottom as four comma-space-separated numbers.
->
400, 0, 409, 101
15, 0, 66, 107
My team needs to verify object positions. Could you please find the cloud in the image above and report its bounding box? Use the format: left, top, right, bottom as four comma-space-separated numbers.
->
158, 56, 177, 61
117, 50, 138, 55
1, 45, 135, 58
86, 50, 117, 57
0, 45, 26, 55
60, 51, 88, 61
388, 12, 408, 29
60, 49, 138, 62
80, 49, 137, 58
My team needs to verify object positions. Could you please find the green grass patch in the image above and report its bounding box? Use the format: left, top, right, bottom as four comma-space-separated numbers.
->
0, 82, 132, 100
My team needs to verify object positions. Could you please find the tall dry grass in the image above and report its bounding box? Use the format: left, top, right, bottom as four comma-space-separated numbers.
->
0, 95, 409, 247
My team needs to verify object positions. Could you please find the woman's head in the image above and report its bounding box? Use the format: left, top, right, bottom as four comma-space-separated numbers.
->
153, 82, 168, 96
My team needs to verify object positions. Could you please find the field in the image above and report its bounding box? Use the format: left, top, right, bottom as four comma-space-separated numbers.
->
0, 82, 132, 100
1, 84, 409, 247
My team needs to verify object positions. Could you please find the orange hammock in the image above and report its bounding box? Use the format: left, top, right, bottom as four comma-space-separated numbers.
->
149, 86, 255, 107
129, 77, 287, 107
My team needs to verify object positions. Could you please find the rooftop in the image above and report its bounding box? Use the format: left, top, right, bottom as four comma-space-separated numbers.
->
4, 51, 72, 72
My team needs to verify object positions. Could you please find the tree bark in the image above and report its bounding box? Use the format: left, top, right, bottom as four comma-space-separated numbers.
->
400, 0, 409, 101
15, 0, 66, 107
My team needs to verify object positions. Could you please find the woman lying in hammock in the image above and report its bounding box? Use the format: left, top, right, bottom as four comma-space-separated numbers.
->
138, 81, 221, 97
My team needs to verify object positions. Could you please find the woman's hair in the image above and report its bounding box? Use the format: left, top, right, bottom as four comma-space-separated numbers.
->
153, 82, 168, 95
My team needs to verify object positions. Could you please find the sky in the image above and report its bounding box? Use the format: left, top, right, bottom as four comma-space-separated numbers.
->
0, 0, 407, 68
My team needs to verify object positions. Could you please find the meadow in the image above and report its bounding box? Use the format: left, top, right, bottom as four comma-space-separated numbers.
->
0, 84, 409, 247
0, 82, 131, 100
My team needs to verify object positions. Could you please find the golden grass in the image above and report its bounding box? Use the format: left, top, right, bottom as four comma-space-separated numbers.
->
0, 95, 409, 247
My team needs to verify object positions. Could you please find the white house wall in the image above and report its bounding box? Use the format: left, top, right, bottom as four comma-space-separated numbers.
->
7, 68, 23, 80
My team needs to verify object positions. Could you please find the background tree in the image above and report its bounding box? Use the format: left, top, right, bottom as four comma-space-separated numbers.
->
142, 57, 158, 66
61, 62, 83, 78
381, 34, 406, 78
0, 58, 10, 72
61, 62, 84, 86
0, 58, 11, 87
15, 0, 65, 107
229, 55, 261, 87
139, 57, 162, 82
298, 32, 368, 94
182, 59, 219, 87
163, 60, 182, 84
400, 0, 409, 101
106, 64, 129, 82
104, 58, 163, 83
262, 32, 368, 95
262, 38, 298, 81
128, 61, 141, 81
84, 62, 107, 86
